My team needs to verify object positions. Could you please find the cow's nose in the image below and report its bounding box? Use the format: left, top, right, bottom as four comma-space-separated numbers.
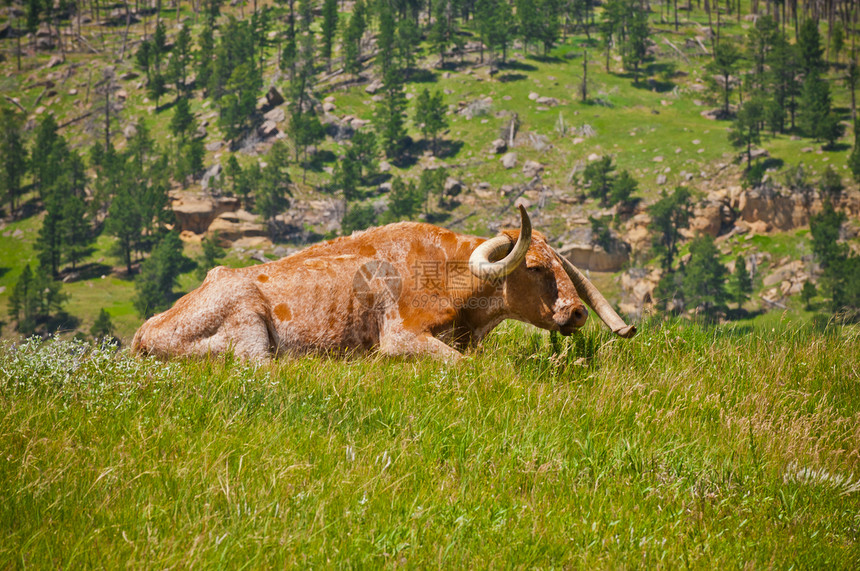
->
570, 305, 588, 328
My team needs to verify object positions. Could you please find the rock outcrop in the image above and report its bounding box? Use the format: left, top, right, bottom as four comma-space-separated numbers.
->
171, 193, 241, 234
559, 241, 630, 272
206, 209, 268, 242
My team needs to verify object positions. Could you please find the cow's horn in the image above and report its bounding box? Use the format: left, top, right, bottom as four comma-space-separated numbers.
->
469, 204, 532, 281
555, 251, 637, 338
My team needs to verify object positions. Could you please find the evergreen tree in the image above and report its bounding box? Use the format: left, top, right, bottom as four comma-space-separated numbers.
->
290, 109, 325, 181
341, 202, 377, 234
320, 0, 338, 71
649, 186, 692, 272
810, 202, 860, 314
708, 41, 742, 117
430, 0, 453, 66
377, 4, 397, 80
105, 181, 144, 275
333, 154, 362, 201
385, 176, 422, 221
801, 280, 817, 310
819, 165, 843, 205
351, 129, 378, 181
849, 121, 860, 182
798, 72, 842, 145
147, 71, 167, 110
8, 262, 66, 335
682, 235, 728, 318
729, 255, 752, 309
195, 233, 226, 280
582, 155, 615, 206
169, 96, 195, 141
31, 114, 61, 194
342, 0, 367, 76
414, 89, 448, 155
197, 22, 216, 94
609, 169, 637, 207
396, 15, 421, 74
90, 308, 116, 341
746, 15, 778, 91
167, 24, 193, 97
729, 98, 764, 170
766, 32, 799, 132
134, 231, 192, 318
486, 0, 513, 64
0, 107, 28, 213
254, 141, 292, 226
375, 76, 408, 159
622, 7, 648, 84
797, 17, 824, 76
418, 167, 447, 210
219, 62, 261, 141
783, 162, 815, 213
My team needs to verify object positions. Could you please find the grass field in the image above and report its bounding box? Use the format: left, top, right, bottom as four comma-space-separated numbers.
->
1, 319, 858, 567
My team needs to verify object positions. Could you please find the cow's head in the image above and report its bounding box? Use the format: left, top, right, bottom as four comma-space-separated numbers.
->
468, 206, 637, 338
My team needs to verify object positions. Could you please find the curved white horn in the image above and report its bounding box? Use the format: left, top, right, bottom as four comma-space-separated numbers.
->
469, 205, 532, 281
556, 251, 637, 338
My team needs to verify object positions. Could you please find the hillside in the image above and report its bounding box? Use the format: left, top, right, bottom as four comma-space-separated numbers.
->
2, 0, 860, 340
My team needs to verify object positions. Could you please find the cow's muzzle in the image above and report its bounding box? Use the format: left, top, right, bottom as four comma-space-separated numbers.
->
554, 303, 588, 335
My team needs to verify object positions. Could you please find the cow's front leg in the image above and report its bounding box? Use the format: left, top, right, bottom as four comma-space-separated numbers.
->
379, 331, 463, 362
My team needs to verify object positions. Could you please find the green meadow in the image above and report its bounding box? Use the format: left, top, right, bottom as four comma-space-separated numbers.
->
1, 319, 857, 567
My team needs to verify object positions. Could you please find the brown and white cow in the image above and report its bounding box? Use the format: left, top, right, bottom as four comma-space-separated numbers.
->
132, 206, 635, 361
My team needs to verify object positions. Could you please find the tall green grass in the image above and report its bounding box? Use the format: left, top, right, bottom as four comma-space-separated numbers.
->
1, 320, 858, 567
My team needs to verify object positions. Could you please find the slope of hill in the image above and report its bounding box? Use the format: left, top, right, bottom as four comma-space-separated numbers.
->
1, 0, 860, 340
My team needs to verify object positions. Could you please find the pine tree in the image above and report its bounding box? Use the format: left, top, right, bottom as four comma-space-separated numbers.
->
414, 89, 448, 155
333, 154, 362, 201
609, 169, 637, 207
819, 165, 843, 205
396, 16, 421, 74
729, 255, 752, 309
582, 155, 615, 206
0, 107, 28, 214
31, 114, 61, 194
342, 0, 366, 76
105, 181, 144, 275
649, 186, 692, 272
167, 24, 193, 97
766, 32, 800, 132
798, 17, 824, 76
169, 96, 195, 141
341, 202, 377, 234
430, 0, 453, 66
708, 41, 742, 117
195, 233, 226, 280
320, 0, 338, 71
197, 22, 216, 94
90, 308, 116, 341
798, 72, 841, 145
385, 176, 422, 221
134, 231, 192, 318
682, 235, 729, 319
376, 71, 408, 159
622, 7, 648, 83
290, 109, 325, 182
729, 98, 764, 170
254, 141, 292, 226
849, 121, 860, 182
810, 202, 860, 314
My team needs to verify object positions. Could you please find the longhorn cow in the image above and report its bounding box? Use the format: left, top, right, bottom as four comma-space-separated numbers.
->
132, 206, 635, 361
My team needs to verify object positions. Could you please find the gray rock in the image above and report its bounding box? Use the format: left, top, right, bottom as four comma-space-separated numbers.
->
522, 160, 544, 178
201, 163, 222, 190
501, 152, 518, 169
